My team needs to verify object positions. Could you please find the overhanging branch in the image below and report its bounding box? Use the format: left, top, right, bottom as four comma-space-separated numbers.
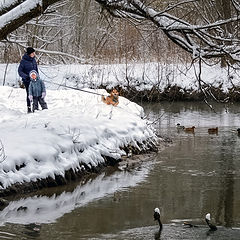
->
95, 0, 240, 63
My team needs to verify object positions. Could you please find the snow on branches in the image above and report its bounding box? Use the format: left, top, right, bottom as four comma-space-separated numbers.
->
96, 0, 240, 64
0, 0, 239, 65
0, 0, 60, 40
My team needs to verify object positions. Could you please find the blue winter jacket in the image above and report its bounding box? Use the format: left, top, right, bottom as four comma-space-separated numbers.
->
18, 54, 38, 84
29, 71, 46, 97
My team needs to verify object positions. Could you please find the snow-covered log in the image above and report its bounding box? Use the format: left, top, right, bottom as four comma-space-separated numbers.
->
0, 0, 59, 40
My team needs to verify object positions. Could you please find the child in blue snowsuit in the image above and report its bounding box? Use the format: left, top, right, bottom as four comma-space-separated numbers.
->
28, 70, 48, 112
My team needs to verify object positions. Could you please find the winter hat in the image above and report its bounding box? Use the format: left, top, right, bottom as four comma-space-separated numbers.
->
26, 47, 35, 55
29, 70, 38, 80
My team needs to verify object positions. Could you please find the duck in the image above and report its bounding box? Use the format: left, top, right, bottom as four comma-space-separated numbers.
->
208, 127, 218, 134
154, 208, 162, 231
237, 128, 240, 135
205, 213, 217, 231
176, 123, 185, 130
184, 126, 195, 133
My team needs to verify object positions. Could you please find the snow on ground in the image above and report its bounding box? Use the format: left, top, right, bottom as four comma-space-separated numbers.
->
0, 85, 156, 189
0, 61, 238, 190
0, 62, 239, 92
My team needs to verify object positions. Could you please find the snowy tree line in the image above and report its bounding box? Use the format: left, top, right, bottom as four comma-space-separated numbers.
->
0, 0, 239, 67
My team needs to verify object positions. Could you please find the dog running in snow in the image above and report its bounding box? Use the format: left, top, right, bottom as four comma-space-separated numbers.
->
102, 89, 119, 106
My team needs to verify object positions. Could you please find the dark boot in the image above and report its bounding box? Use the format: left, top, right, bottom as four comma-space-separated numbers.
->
27, 106, 32, 113
39, 97, 48, 110
32, 97, 39, 112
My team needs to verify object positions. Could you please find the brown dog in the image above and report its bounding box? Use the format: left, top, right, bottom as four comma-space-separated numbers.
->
102, 89, 119, 106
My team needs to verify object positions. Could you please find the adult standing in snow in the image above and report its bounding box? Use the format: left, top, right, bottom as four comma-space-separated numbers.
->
18, 47, 38, 113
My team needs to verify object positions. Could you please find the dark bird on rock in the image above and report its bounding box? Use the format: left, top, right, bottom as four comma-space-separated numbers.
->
154, 208, 162, 231
205, 213, 217, 231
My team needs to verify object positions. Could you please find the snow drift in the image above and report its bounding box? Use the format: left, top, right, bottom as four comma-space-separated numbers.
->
0, 86, 156, 190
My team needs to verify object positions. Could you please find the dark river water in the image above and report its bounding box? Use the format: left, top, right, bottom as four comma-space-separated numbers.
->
0, 102, 240, 240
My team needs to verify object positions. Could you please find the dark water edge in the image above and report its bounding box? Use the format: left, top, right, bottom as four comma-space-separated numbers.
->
0, 101, 240, 240
104, 85, 240, 102
0, 140, 158, 198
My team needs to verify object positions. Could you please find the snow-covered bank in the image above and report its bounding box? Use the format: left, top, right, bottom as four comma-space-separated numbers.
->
1, 62, 240, 102
0, 62, 239, 93
0, 86, 157, 194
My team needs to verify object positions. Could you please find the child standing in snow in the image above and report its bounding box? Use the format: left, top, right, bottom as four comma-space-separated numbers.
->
28, 70, 48, 112
18, 47, 38, 113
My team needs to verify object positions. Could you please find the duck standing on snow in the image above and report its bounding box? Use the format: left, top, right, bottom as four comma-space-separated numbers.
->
205, 213, 217, 231
154, 208, 162, 231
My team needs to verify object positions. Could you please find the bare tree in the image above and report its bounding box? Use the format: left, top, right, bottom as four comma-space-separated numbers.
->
95, 0, 240, 65
0, 0, 240, 65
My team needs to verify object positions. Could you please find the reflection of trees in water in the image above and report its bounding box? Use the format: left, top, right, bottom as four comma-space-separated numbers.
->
143, 102, 240, 132
0, 165, 150, 226
216, 135, 236, 227
23, 223, 41, 239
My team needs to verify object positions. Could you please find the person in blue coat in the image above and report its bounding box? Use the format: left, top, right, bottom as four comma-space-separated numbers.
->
18, 47, 38, 113
28, 70, 48, 112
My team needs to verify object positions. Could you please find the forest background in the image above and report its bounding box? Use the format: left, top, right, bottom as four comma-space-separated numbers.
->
0, 0, 239, 102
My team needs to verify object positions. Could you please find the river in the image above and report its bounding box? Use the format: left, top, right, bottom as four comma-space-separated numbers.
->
0, 101, 240, 240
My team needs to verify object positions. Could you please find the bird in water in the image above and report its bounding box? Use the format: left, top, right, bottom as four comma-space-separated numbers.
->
208, 127, 218, 134
184, 126, 195, 133
176, 123, 185, 130
237, 128, 240, 135
154, 208, 163, 231
205, 213, 217, 231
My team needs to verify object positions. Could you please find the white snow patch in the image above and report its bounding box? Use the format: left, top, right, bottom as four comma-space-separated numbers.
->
0, 63, 239, 93
0, 85, 156, 189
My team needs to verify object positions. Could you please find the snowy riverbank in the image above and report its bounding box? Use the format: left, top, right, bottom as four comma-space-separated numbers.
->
0, 86, 157, 195
0, 63, 239, 98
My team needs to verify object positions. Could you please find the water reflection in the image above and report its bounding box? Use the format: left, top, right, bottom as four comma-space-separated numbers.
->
85, 225, 240, 240
0, 163, 152, 226
1, 102, 240, 239
143, 101, 240, 133
216, 135, 235, 227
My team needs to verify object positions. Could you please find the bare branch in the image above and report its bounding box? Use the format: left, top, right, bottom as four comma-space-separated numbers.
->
95, 0, 240, 63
